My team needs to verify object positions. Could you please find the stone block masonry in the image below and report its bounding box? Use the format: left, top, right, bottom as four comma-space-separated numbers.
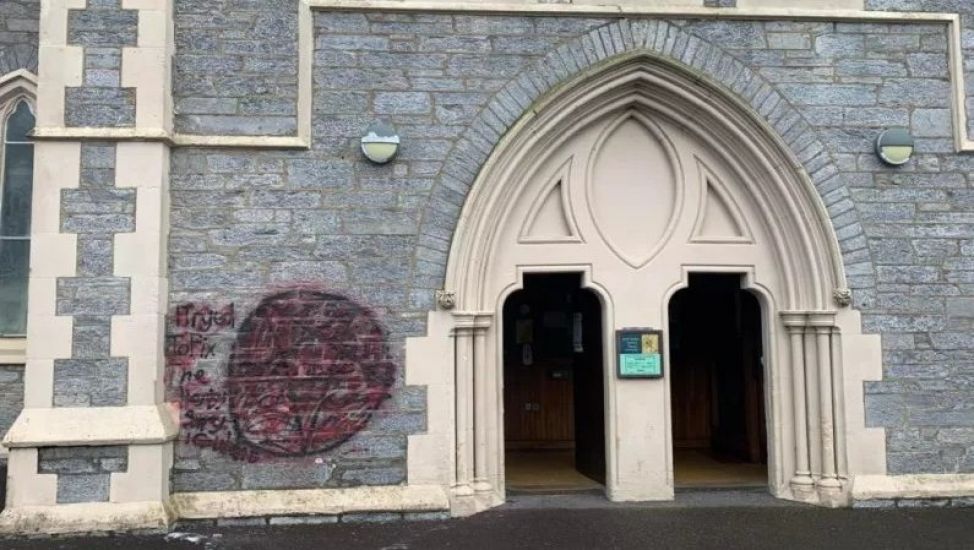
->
54, 142, 132, 407
64, 0, 137, 127
169, 10, 974, 488
0, 0, 175, 534
173, 0, 299, 136
0, 0, 38, 75
38, 446, 128, 504
0, 366, 24, 457
0, 0, 37, 466
866, 0, 974, 137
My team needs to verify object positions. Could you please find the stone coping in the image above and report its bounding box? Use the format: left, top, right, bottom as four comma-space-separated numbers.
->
853, 474, 974, 501
2, 405, 178, 448
171, 485, 451, 519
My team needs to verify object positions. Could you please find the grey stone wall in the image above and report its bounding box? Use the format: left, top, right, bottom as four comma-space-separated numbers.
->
861, 0, 974, 474
0, 0, 35, 477
0, 365, 24, 457
65, 0, 137, 127
38, 446, 128, 504
173, 0, 299, 136
0, 0, 38, 75
866, 0, 974, 136
55, 142, 132, 407
167, 9, 974, 493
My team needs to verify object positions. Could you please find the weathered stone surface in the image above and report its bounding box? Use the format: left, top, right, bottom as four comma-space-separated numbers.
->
64, 87, 136, 127
159, 8, 974, 492
39, 446, 128, 504
173, 0, 299, 135
53, 141, 133, 409
0, 365, 24, 449
64, 1, 137, 128
0, 0, 39, 74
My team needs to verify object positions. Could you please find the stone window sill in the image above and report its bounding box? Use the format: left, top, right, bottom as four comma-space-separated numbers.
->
0, 337, 26, 365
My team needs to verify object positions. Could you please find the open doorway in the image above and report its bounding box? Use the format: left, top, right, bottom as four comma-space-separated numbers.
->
669, 273, 768, 489
503, 273, 605, 494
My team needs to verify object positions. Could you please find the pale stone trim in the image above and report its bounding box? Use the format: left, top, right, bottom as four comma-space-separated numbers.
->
310, 0, 944, 21
310, 2, 970, 152
110, 443, 174, 504
122, 48, 169, 131
853, 474, 974, 501
446, 56, 845, 311
0, 72, 37, 363
26, 2, 973, 151
0, 501, 173, 535
25, 143, 80, 408
3, 448, 57, 508
172, 134, 310, 148
2, 405, 178, 448
837, 324, 886, 478
738, 0, 863, 8
297, 0, 314, 148
0, 70, 37, 106
0, 485, 449, 535
171, 485, 450, 520
32, 127, 173, 141
36, 0, 85, 129
946, 14, 970, 151
420, 55, 886, 513
0, 339, 26, 365
39, 0, 86, 47
31, 130, 312, 149
310, 0, 867, 6
113, 142, 170, 406
405, 311, 455, 487
121, 0, 173, 134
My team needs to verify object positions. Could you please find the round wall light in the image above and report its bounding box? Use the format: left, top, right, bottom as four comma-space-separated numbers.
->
875, 128, 915, 166
361, 121, 400, 164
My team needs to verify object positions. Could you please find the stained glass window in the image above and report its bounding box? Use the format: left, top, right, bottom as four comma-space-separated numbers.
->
0, 100, 34, 335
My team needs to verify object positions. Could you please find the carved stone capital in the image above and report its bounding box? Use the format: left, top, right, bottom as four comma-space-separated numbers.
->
833, 288, 852, 308
436, 290, 456, 310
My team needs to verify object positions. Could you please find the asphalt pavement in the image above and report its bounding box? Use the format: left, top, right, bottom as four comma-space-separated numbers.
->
2, 490, 972, 550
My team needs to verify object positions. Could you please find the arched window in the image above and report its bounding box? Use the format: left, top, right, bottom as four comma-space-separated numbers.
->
0, 99, 34, 335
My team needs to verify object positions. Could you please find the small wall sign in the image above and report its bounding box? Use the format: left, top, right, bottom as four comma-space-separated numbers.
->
616, 328, 663, 379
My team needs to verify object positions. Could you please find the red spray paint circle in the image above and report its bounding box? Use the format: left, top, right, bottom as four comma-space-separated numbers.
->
227, 290, 396, 456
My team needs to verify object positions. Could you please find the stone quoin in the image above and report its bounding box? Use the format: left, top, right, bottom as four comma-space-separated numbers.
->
0, 0, 972, 535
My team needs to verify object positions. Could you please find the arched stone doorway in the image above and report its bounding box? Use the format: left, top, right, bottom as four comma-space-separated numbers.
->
408, 53, 886, 516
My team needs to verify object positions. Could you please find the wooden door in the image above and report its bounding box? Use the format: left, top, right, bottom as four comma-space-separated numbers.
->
573, 289, 605, 484
669, 274, 766, 463
503, 275, 579, 447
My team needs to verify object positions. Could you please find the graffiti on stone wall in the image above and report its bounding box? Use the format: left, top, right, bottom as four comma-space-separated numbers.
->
166, 289, 397, 462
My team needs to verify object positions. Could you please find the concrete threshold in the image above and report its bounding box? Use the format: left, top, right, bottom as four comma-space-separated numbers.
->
502, 487, 809, 510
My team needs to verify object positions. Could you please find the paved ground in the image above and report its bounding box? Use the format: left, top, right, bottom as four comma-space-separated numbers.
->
3, 491, 973, 550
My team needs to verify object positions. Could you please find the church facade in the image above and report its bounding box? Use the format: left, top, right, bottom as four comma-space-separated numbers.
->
0, 0, 973, 534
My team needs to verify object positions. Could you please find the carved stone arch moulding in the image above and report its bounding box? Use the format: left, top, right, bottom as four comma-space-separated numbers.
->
584, 108, 683, 268
0, 69, 37, 110
518, 156, 582, 243
690, 156, 754, 244
424, 47, 886, 516
426, 18, 867, 311
0, 69, 36, 366
445, 51, 847, 313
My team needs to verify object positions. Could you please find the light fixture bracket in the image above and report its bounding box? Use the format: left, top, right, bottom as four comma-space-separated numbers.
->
875, 128, 914, 166
361, 121, 400, 164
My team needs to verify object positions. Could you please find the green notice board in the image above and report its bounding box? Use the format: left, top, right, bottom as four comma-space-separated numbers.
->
616, 328, 664, 379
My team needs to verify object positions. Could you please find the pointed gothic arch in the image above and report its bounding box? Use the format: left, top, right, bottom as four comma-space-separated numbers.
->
0, 69, 37, 110
421, 51, 886, 515
0, 69, 37, 344
446, 53, 845, 312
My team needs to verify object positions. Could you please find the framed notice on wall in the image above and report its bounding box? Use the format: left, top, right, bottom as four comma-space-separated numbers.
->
616, 328, 664, 379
